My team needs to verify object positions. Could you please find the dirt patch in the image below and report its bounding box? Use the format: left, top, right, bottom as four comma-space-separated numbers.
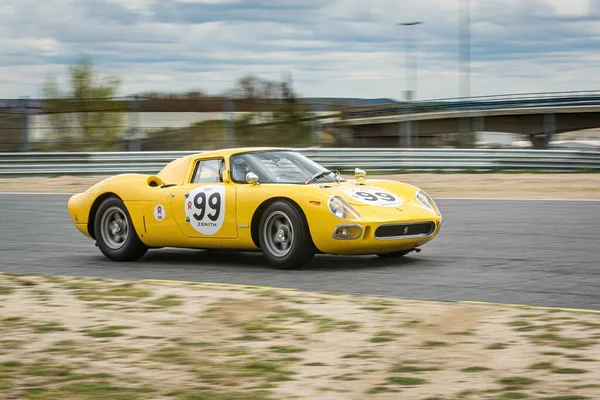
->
1, 173, 599, 199
1, 273, 599, 399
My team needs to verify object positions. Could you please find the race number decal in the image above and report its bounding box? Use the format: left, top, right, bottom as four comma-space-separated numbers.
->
185, 185, 225, 235
344, 188, 403, 207
154, 204, 165, 221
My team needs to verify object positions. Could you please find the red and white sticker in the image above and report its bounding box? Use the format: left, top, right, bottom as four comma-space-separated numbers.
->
154, 204, 165, 221
344, 188, 403, 207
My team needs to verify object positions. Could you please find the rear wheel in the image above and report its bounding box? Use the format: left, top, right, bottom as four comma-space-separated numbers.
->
94, 197, 148, 261
258, 201, 315, 269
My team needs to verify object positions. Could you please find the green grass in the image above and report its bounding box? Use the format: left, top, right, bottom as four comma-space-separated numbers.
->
387, 376, 427, 385
304, 362, 327, 367
70, 282, 153, 303
42, 340, 89, 356
23, 360, 71, 377
240, 360, 296, 383
529, 362, 554, 370
497, 377, 537, 386
269, 346, 305, 354
33, 322, 68, 334
403, 319, 427, 327
82, 325, 134, 338
365, 386, 393, 394
263, 306, 345, 333
342, 350, 380, 359
542, 397, 588, 400
487, 343, 509, 350
169, 387, 273, 400
498, 393, 529, 399
461, 366, 491, 373
20, 382, 156, 400
147, 295, 183, 307
147, 347, 194, 365
332, 373, 359, 381
0, 286, 13, 295
541, 351, 563, 356
232, 335, 265, 341
422, 340, 448, 348
551, 368, 588, 374
509, 321, 531, 327
243, 321, 280, 333
573, 384, 600, 389
369, 331, 397, 343
391, 362, 440, 373
531, 333, 593, 349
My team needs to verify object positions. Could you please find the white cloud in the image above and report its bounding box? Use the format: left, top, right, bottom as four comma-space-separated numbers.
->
0, 0, 599, 100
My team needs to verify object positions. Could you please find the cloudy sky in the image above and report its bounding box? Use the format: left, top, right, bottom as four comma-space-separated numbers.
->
1, 0, 599, 100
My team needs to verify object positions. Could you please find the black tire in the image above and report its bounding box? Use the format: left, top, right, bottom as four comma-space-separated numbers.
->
258, 201, 315, 269
376, 249, 412, 258
94, 197, 148, 261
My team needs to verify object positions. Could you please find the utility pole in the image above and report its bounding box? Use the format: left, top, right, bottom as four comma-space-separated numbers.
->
458, 0, 474, 147
459, 0, 471, 98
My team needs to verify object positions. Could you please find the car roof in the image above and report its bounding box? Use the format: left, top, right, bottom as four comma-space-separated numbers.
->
157, 147, 296, 184
190, 147, 294, 159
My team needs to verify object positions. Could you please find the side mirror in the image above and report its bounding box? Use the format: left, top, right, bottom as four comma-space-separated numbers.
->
246, 172, 259, 185
355, 168, 366, 182
147, 176, 164, 187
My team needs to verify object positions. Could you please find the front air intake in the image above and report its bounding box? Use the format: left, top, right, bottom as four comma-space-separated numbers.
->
374, 222, 435, 240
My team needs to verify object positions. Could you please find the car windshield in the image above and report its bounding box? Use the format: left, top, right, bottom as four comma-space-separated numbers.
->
230, 150, 337, 184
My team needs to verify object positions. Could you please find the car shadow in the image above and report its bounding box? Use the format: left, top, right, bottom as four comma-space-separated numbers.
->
136, 248, 427, 271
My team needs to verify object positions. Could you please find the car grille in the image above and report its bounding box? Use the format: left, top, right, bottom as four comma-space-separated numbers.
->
375, 222, 435, 239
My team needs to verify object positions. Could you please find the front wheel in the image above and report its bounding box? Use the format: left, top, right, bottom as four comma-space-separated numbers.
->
94, 197, 148, 261
258, 201, 315, 269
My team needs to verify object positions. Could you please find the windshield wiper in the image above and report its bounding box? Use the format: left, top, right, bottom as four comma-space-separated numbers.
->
305, 170, 332, 185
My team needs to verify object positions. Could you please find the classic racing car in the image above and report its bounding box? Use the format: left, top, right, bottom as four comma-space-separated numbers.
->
68, 148, 442, 269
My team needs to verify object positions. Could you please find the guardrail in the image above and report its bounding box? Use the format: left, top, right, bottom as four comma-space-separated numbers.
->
0, 148, 599, 176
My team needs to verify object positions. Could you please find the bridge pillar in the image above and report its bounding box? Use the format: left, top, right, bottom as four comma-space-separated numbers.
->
530, 113, 555, 149
19, 97, 30, 152
456, 117, 475, 148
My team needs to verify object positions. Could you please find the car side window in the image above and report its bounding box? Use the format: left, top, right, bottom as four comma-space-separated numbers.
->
191, 159, 223, 183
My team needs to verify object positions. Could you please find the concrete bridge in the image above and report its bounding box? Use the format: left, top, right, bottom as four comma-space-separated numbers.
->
336, 94, 600, 149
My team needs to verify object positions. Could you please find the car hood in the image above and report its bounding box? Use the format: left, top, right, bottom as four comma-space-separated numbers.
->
310, 180, 411, 206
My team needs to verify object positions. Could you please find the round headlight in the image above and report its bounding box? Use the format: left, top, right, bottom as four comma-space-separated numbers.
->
328, 196, 361, 221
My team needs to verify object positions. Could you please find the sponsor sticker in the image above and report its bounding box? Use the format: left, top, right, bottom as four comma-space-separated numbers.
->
185, 185, 225, 235
154, 204, 165, 221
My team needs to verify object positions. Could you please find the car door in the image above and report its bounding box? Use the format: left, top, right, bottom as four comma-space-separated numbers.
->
168, 158, 238, 239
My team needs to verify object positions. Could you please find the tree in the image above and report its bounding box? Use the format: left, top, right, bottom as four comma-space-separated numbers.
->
227, 74, 314, 147
43, 57, 124, 151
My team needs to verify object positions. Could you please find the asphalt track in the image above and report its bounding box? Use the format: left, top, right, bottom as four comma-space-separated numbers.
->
0, 193, 599, 310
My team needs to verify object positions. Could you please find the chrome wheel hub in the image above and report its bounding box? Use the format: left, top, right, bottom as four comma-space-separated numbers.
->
263, 211, 294, 258
100, 206, 129, 250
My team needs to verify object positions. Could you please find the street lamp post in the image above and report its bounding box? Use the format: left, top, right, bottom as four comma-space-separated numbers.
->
459, 0, 470, 99
458, 0, 473, 147
398, 21, 423, 148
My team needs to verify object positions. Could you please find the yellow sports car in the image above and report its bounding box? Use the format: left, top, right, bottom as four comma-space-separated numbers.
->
68, 147, 442, 269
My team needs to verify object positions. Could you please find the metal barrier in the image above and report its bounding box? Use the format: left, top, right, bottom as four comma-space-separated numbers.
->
0, 148, 599, 176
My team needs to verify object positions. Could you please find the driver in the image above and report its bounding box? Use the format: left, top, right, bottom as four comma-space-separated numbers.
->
232, 158, 253, 182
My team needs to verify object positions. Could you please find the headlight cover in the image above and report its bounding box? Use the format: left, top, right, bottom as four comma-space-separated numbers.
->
328, 196, 362, 221
415, 189, 441, 216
